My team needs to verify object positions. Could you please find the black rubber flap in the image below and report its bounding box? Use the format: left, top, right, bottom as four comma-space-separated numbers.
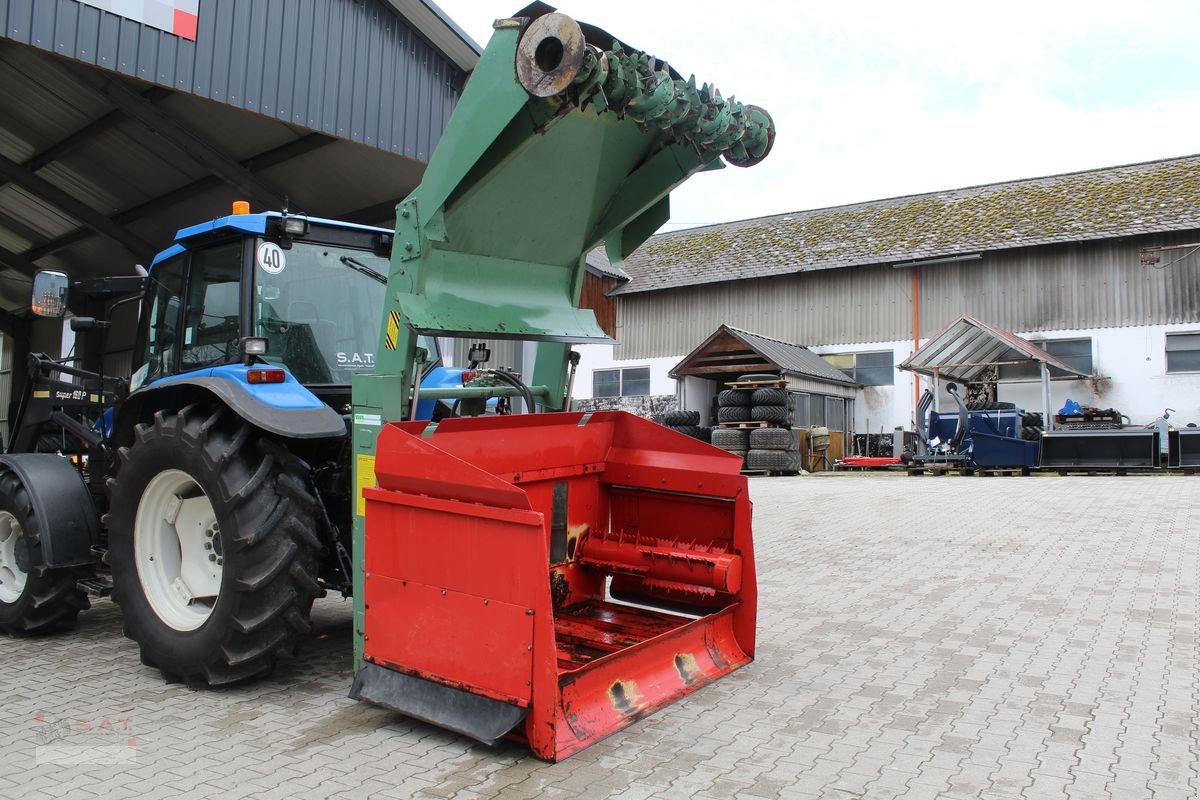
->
349, 662, 528, 745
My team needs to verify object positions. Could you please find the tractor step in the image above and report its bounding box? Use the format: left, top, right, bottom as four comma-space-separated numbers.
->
77, 575, 114, 596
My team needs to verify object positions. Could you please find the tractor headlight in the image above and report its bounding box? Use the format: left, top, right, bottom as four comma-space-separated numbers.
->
241, 337, 268, 356
281, 217, 308, 236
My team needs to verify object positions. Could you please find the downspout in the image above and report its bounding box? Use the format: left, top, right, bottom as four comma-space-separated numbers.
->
912, 266, 920, 426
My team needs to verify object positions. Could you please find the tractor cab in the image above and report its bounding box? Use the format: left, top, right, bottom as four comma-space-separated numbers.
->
131, 209, 445, 409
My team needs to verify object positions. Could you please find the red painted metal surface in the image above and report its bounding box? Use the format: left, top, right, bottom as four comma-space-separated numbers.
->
364, 577, 534, 706
840, 455, 901, 469
575, 530, 742, 596
363, 411, 756, 761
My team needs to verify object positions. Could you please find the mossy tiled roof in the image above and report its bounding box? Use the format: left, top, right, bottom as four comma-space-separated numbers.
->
611, 154, 1200, 295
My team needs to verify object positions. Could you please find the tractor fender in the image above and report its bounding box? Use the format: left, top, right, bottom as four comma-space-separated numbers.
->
114, 369, 346, 447
0, 454, 100, 568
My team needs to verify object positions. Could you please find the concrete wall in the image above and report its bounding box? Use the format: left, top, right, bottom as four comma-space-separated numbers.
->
806, 339, 919, 435
573, 394, 675, 419
994, 322, 1200, 426
572, 343, 679, 400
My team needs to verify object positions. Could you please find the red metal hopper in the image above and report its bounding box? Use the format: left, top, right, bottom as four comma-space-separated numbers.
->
351, 411, 756, 762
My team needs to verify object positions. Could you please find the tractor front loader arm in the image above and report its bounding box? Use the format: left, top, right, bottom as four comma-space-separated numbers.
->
360, 3, 775, 413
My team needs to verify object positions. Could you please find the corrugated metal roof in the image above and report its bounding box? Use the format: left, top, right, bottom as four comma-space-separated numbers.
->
0, 26, 434, 309
899, 314, 1087, 383
614, 154, 1200, 295
612, 230, 1200, 360
385, 0, 481, 71
1, 0, 465, 159
670, 324, 856, 385
584, 247, 628, 281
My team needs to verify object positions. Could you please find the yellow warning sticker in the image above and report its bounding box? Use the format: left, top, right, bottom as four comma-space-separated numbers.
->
384, 311, 401, 350
356, 453, 377, 517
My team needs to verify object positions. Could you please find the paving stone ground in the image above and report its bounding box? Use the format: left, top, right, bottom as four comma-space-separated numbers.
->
1, 474, 1197, 799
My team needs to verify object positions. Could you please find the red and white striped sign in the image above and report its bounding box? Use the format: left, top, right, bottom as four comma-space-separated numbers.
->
77, 0, 199, 41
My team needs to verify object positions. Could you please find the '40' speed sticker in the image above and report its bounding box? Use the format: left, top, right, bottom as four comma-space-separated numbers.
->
256, 242, 286, 274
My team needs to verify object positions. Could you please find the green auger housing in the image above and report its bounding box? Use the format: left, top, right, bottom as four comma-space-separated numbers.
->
350, 3, 776, 663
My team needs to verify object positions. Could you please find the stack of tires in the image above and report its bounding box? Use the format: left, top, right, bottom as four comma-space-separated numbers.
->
660, 409, 711, 443
749, 387, 789, 425
746, 427, 802, 474
711, 389, 752, 463
1020, 411, 1044, 441
708, 376, 803, 475
745, 382, 799, 474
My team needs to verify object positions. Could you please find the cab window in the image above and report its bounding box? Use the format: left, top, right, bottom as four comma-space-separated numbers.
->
181, 242, 243, 369
140, 255, 185, 381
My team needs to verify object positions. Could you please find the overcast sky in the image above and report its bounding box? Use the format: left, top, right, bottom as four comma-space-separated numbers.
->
434, 1, 1200, 231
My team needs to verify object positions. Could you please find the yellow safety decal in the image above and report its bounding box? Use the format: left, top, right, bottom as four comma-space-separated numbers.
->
33, 390, 50, 399
384, 311, 401, 350
356, 453, 377, 517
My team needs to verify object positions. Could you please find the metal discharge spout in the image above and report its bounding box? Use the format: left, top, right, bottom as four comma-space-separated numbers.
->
515, 11, 776, 167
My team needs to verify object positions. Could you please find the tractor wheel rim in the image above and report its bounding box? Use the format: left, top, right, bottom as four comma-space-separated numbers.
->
0, 511, 28, 604
133, 469, 223, 631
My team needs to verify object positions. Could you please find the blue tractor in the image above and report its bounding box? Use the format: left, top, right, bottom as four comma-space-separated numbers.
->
0, 209, 475, 683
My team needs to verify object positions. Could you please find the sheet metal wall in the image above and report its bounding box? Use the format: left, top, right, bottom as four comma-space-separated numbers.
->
449, 338, 523, 372
615, 231, 1200, 359
0, 0, 460, 160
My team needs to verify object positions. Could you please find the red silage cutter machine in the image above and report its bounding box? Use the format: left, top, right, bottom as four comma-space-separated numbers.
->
353, 411, 756, 761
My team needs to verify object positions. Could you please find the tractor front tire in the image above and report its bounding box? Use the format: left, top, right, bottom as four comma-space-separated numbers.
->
0, 465, 89, 635
107, 406, 323, 685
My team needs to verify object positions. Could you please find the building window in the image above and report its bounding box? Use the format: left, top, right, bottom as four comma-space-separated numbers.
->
821, 350, 894, 385
998, 338, 1093, 380
593, 366, 651, 397
792, 393, 809, 428
1166, 333, 1200, 373
826, 397, 845, 431
810, 394, 826, 427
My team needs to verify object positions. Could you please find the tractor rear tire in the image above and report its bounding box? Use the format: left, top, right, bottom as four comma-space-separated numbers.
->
0, 465, 89, 635
107, 406, 323, 686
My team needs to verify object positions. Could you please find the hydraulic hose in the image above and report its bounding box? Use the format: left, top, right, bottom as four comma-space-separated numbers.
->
490, 369, 536, 414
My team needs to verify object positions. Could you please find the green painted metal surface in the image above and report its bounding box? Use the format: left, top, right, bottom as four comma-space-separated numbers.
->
351, 6, 775, 667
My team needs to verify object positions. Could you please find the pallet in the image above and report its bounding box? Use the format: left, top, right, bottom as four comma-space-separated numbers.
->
718, 420, 772, 429
725, 379, 787, 390
907, 463, 974, 477
974, 467, 1031, 477
1048, 468, 1158, 476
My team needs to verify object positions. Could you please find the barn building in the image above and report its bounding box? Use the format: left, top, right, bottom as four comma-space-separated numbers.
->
573, 154, 1200, 441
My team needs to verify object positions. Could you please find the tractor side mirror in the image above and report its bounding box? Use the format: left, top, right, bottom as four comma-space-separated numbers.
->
31, 270, 69, 317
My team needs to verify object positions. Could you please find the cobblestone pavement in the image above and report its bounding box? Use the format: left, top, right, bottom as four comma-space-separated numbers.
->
1, 474, 1197, 799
